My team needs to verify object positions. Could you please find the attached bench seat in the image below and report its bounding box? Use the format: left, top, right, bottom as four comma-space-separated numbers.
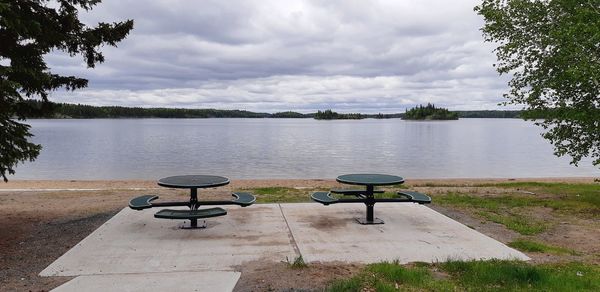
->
129, 195, 159, 210
154, 207, 227, 219
330, 189, 384, 196
311, 190, 432, 206
129, 192, 255, 211
231, 192, 256, 207
311, 191, 338, 205
396, 191, 431, 204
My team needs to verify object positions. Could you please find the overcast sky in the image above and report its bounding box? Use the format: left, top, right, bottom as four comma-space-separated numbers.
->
46, 0, 512, 113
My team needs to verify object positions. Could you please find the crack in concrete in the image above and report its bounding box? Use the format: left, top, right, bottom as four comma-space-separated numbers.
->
278, 204, 302, 258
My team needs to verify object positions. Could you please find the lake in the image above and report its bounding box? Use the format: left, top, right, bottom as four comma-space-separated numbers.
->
13, 118, 599, 180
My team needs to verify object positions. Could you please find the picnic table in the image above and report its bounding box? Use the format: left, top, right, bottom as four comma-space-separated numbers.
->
129, 175, 255, 229
311, 173, 431, 224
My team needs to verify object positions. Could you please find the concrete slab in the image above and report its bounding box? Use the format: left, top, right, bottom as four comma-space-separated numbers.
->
281, 203, 529, 263
41, 205, 296, 276
52, 271, 240, 292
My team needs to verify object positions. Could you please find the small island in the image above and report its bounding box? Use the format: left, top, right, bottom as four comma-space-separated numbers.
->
314, 109, 363, 120
402, 103, 459, 120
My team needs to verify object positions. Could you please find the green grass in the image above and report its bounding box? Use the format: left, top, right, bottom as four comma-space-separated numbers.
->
473, 182, 600, 214
286, 255, 308, 269
441, 260, 599, 291
478, 211, 548, 235
327, 260, 600, 292
243, 187, 315, 203
434, 182, 600, 234
435, 192, 532, 210
327, 261, 453, 292
436, 193, 548, 235
508, 239, 579, 255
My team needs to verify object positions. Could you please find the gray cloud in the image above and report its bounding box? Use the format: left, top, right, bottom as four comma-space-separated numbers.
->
45, 0, 513, 112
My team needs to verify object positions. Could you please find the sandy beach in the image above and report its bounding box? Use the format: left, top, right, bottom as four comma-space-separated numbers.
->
1, 176, 596, 190
1, 177, 598, 291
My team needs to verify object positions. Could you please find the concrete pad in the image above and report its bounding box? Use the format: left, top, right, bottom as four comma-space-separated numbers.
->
281, 203, 529, 263
41, 205, 296, 276
52, 271, 240, 292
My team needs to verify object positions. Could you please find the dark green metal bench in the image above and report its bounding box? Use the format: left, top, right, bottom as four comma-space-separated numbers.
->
128, 192, 256, 211
129, 195, 159, 210
311, 192, 338, 205
312, 190, 431, 205
231, 192, 256, 206
330, 189, 384, 197
154, 207, 227, 219
397, 191, 431, 204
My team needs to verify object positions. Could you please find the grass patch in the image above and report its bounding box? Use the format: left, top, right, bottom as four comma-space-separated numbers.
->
244, 187, 314, 203
441, 260, 599, 291
436, 193, 548, 235
327, 276, 362, 291
474, 182, 600, 215
508, 239, 579, 255
327, 260, 600, 291
327, 261, 453, 292
478, 211, 548, 235
435, 193, 533, 211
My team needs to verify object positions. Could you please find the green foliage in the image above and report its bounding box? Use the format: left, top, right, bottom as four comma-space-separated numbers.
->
22, 101, 533, 119
314, 109, 364, 120
508, 239, 578, 255
454, 110, 521, 118
22, 101, 309, 118
0, 0, 133, 181
286, 255, 308, 269
475, 0, 600, 167
270, 111, 307, 118
435, 182, 600, 234
0, 119, 41, 182
403, 103, 459, 120
441, 260, 600, 291
328, 260, 600, 291
475, 182, 600, 213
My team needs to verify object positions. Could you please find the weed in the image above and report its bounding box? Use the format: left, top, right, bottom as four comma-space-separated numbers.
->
287, 255, 308, 269
508, 239, 579, 255
328, 260, 600, 291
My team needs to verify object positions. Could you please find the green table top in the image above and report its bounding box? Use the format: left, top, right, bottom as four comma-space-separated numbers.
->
336, 174, 404, 186
158, 175, 230, 189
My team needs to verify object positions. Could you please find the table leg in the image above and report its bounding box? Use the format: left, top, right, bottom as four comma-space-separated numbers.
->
189, 188, 200, 228
356, 185, 384, 224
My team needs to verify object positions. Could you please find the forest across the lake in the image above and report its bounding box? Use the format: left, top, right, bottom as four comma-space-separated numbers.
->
22, 101, 523, 119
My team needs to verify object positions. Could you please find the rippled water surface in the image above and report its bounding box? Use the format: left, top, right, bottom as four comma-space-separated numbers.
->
14, 118, 599, 180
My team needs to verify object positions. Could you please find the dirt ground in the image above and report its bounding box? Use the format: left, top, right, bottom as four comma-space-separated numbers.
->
0, 177, 597, 291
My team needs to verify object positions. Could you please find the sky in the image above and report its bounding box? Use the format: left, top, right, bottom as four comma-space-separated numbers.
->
46, 0, 513, 113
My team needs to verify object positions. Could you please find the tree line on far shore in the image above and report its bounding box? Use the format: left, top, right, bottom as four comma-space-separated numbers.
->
20, 101, 528, 119
403, 103, 459, 120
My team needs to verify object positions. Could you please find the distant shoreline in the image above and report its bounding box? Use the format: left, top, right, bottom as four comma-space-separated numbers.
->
23, 101, 524, 119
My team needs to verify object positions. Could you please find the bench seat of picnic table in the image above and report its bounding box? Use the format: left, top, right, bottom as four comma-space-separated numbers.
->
312, 190, 432, 206
396, 191, 431, 204
231, 192, 256, 206
330, 189, 384, 196
129, 195, 159, 210
311, 191, 338, 205
154, 208, 227, 220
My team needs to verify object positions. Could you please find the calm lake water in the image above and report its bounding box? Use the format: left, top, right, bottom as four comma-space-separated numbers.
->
13, 118, 599, 180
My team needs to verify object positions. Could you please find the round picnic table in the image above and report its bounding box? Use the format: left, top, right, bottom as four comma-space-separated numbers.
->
336, 174, 404, 224
157, 175, 230, 228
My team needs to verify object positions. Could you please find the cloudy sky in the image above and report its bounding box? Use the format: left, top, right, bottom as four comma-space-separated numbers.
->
47, 0, 512, 113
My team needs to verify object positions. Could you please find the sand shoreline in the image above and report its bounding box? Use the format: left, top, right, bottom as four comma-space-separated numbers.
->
1, 176, 597, 190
